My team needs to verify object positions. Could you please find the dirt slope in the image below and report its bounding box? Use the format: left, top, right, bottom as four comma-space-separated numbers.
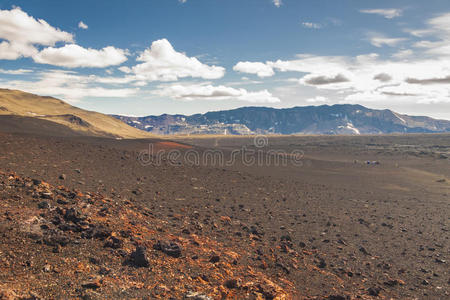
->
0, 89, 151, 139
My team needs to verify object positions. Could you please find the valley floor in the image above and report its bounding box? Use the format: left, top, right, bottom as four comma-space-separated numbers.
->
0, 132, 449, 299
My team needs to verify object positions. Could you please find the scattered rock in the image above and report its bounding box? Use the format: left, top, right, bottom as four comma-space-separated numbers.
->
316, 257, 327, 269
384, 279, 405, 287
224, 279, 239, 289
359, 246, 370, 255
57, 198, 69, 205
59, 174, 66, 180
37, 201, 49, 209
92, 226, 112, 240
41, 192, 53, 200
42, 264, 51, 272
132, 189, 143, 195
153, 240, 182, 258
326, 296, 348, 300
43, 232, 70, 247
209, 255, 220, 263
367, 287, 381, 296
185, 291, 213, 300
64, 208, 86, 224
435, 258, 446, 264
104, 236, 123, 249
81, 279, 101, 290
32, 179, 42, 186
128, 246, 150, 268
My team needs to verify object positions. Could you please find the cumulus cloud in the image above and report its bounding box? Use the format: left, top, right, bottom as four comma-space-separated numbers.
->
124, 39, 225, 81
33, 44, 128, 68
0, 7, 129, 69
0, 70, 138, 101
155, 83, 280, 103
0, 7, 73, 60
233, 61, 274, 78
273, 0, 282, 8
360, 8, 402, 19
78, 21, 88, 30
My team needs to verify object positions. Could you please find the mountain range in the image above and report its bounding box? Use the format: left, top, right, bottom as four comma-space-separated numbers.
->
113, 105, 450, 135
1, 88, 449, 137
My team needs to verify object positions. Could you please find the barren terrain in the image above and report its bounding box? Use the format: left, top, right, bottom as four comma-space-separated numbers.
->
0, 129, 448, 299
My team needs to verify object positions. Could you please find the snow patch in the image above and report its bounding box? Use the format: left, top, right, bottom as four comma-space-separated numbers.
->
394, 112, 406, 124
345, 122, 360, 135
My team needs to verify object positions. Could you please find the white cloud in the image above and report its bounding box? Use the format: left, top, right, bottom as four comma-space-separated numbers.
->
179, 0, 187, 3
234, 10, 450, 106
360, 8, 403, 19
33, 44, 128, 68
155, 83, 280, 103
273, 0, 282, 8
392, 49, 413, 59
302, 22, 322, 29
0, 70, 138, 102
233, 61, 274, 77
78, 21, 88, 30
0, 8, 128, 69
306, 96, 328, 103
124, 39, 225, 81
410, 12, 450, 57
369, 34, 407, 47
118, 66, 131, 73
0, 7, 73, 60
0, 68, 33, 75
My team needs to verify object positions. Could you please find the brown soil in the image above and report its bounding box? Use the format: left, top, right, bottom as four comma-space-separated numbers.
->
0, 131, 449, 299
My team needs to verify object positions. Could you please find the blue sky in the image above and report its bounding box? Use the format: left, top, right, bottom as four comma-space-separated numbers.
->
1, 0, 450, 119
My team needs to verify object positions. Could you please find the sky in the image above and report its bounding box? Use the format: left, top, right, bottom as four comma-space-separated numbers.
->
1, 0, 450, 119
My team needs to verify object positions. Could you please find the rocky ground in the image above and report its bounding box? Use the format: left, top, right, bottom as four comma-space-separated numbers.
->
0, 132, 449, 299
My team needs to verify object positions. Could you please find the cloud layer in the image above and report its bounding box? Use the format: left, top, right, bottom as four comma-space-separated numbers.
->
233, 9, 450, 105
155, 83, 280, 103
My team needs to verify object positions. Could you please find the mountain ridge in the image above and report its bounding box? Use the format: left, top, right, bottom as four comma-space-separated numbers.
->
113, 104, 450, 135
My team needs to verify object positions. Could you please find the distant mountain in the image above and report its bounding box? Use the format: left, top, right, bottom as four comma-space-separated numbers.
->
0, 89, 152, 138
113, 104, 450, 135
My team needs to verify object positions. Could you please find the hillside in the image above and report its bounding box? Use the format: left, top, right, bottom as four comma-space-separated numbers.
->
0, 89, 151, 139
113, 105, 450, 135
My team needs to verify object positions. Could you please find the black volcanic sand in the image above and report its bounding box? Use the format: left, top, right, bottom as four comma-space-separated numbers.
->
0, 132, 449, 299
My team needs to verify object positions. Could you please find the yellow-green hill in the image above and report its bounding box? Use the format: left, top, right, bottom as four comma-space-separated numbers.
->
0, 89, 151, 139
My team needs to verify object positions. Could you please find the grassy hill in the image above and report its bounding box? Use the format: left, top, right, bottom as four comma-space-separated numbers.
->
0, 89, 151, 138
